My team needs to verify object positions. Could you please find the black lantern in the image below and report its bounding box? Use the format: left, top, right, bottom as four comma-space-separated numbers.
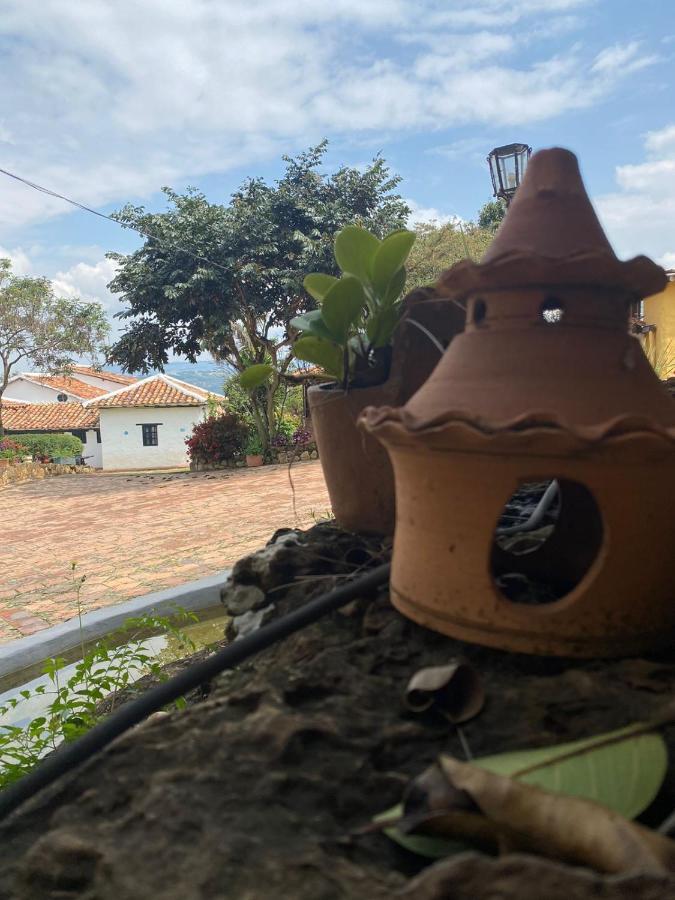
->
487, 143, 531, 204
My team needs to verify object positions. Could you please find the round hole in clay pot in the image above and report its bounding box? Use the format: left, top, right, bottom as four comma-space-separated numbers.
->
491, 479, 603, 605
541, 297, 565, 324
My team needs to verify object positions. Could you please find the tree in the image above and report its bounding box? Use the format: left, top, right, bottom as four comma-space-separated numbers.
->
406, 220, 495, 292
0, 259, 109, 437
478, 198, 507, 231
107, 142, 409, 449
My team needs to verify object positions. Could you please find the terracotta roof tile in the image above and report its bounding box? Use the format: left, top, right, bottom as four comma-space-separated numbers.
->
24, 374, 109, 399
70, 366, 138, 385
88, 375, 209, 408
3, 402, 99, 431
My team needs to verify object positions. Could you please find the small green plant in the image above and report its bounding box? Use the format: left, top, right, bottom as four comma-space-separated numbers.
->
244, 432, 264, 456
0, 567, 197, 789
240, 225, 416, 392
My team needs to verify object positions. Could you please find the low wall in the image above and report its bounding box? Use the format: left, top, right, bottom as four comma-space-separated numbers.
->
0, 461, 89, 488
190, 448, 319, 472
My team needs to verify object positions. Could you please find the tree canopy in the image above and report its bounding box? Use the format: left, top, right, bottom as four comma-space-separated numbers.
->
406, 219, 494, 292
107, 142, 409, 446
0, 258, 109, 436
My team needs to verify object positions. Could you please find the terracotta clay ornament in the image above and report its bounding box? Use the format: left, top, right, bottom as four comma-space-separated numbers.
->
361, 148, 675, 657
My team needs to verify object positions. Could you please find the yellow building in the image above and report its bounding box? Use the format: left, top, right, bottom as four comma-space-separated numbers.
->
642, 269, 675, 379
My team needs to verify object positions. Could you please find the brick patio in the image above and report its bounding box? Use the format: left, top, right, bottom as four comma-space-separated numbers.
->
0, 462, 330, 644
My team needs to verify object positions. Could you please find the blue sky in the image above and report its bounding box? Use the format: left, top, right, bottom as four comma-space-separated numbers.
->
1, 0, 674, 346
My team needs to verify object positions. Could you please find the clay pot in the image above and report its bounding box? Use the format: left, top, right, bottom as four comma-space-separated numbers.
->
308, 288, 466, 535
245, 454, 264, 468
308, 380, 398, 534
362, 148, 675, 657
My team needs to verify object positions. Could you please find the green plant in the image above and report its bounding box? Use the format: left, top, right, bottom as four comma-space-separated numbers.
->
7, 432, 83, 460
240, 225, 415, 393
244, 432, 264, 456
0, 563, 197, 789
645, 338, 675, 380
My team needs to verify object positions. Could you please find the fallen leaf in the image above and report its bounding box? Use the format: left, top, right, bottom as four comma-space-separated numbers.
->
404, 661, 485, 723
476, 722, 668, 819
400, 756, 675, 875
380, 714, 672, 861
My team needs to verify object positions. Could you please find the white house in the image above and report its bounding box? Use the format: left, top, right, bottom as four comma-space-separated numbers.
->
4, 372, 114, 404
84, 375, 212, 470
3, 370, 215, 471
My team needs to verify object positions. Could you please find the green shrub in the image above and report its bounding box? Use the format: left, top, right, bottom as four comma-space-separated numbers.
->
7, 433, 83, 459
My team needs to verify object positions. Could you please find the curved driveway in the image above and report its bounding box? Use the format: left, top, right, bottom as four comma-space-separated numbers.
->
0, 462, 329, 644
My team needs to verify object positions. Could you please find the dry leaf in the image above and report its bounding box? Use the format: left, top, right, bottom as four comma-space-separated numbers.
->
404, 661, 485, 723
401, 756, 675, 875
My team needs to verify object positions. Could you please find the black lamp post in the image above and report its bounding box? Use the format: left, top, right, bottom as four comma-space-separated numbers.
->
487, 143, 532, 205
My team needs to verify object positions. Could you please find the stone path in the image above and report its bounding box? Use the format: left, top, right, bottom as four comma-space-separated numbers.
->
0, 462, 330, 644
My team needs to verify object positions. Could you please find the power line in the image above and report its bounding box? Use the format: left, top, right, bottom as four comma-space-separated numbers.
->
0, 165, 231, 273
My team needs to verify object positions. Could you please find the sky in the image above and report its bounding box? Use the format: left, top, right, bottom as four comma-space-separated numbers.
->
1, 0, 674, 351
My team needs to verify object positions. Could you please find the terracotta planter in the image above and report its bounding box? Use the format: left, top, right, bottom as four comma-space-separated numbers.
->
245, 454, 264, 468
308, 381, 399, 534
308, 289, 467, 535
0, 458, 10, 469
362, 148, 675, 657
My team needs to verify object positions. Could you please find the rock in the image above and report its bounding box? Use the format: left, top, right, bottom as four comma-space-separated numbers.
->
300, 450, 310, 460
310, 450, 319, 459
231, 604, 275, 638
220, 583, 267, 616
400, 853, 675, 900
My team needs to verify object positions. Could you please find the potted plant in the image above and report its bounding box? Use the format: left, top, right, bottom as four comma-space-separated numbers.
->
244, 433, 264, 468
241, 225, 437, 533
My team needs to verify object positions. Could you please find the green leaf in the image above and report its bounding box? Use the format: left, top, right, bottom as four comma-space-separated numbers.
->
382, 265, 407, 306
372, 230, 415, 297
303, 273, 339, 302
321, 276, 364, 344
366, 304, 400, 348
290, 310, 334, 341
239, 364, 274, 392
334, 226, 380, 283
374, 804, 468, 860
476, 724, 668, 820
293, 336, 343, 380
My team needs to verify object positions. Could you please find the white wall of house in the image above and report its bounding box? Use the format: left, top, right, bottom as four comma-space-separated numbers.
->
98, 406, 204, 470
4, 379, 80, 404
82, 430, 103, 468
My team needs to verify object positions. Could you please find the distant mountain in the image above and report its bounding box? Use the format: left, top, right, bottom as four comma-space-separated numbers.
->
107, 359, 232, 395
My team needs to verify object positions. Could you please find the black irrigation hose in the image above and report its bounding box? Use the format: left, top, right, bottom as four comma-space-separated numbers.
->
0, 563, 391, 821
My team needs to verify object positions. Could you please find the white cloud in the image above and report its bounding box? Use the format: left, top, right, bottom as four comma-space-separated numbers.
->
595, 122, 675, 264
406, 200, 458, 227
0, 245, 32, 276
51, 258, 119, 315
0, 0, 659, 234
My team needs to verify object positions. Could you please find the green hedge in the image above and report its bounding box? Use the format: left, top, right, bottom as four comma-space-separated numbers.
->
9, 433, 83, 459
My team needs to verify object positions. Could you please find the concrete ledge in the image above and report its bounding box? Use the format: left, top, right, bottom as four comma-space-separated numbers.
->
0, 570, 230, 679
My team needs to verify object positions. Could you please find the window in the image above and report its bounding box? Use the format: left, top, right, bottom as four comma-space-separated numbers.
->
141, 424, 159, 446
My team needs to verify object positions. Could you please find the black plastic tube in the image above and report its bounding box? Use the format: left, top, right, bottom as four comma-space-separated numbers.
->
0, 563, 391, 821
